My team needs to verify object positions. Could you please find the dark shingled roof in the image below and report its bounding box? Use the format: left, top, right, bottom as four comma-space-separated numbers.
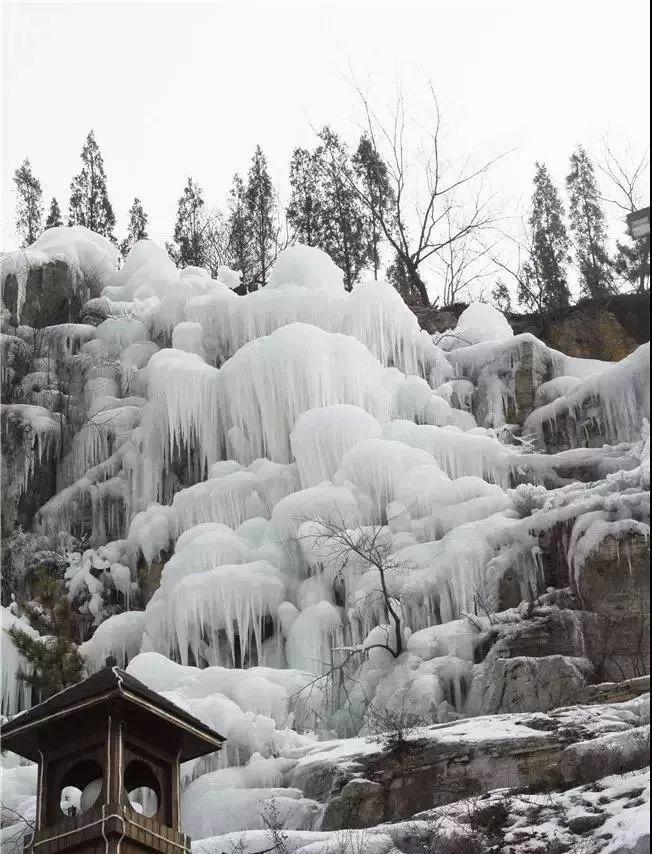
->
0, 666, 224, 762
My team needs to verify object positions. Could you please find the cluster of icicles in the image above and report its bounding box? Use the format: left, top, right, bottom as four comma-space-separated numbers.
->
2, 231, 649, 744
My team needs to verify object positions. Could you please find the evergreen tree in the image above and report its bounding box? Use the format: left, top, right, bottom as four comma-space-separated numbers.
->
44, 196, 63, 230
6, 567, 85, 701
387, 251, 421, 302
315, 127, 370, 290
566, 147, 613, 297
352, 135, 394, 279
167, 178, 207, 268
492, 279, 512, 313
13, 158, 43, 247
519, 162, 571, 314
68, 130, 116, 240
287, 147, 323, 246
120, 197, 149, 258
226, 173, 254, 293
246, 145, 277, 289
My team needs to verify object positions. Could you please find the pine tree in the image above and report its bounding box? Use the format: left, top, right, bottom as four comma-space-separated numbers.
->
246, 146, 277, 289
120, 197, 149, 258
566, 147, 613, 298
68, 130, 116, 240
14, 158, 43, 247
6, 567, 85, 701
315, 127, 370, 290
518, 162, 571, 314
492, 279, 513, 313
287, 147, 323, 246
387, 252, 421, 302
352, 135, 394, 279
44, 197, 63, 230
167, 178, 207, 268
226, 173, 254, 293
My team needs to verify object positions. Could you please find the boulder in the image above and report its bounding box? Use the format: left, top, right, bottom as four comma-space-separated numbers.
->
2, 260, 103, 328
469, 654, 593, 716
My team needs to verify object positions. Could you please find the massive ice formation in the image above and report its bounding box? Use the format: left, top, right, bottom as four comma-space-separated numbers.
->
1, 231, 650, 843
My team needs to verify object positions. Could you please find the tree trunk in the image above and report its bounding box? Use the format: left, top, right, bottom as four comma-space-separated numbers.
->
405, 257, 430, 307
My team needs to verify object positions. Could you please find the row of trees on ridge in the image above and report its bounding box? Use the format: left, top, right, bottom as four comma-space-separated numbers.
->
13, 93, 650, 310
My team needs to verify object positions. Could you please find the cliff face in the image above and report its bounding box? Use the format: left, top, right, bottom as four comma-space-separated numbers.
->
412, 292, 651, 362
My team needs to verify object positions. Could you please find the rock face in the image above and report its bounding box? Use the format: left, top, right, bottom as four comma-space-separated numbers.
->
545, 305, 640, 362
411, 293, 650, 362
288, 696, 650, 831
575, 532, 651, 681
2, 260, 103, 328
508, 336, 551, 424
471, 654, 593, 715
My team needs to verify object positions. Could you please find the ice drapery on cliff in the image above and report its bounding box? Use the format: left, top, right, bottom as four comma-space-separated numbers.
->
1, 607, 37, 716
2, 231, 651, 844
525, 342, 651, 449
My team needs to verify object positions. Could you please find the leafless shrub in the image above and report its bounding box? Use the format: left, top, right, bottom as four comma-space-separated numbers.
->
259, 799, 290, 853
570, 727, 650, 786
364, 691, 429, 752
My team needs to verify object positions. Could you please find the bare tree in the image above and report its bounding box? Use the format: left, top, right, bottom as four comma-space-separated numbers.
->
598, 139, 649, 215
598, 140, 650, 293
301, 515, 405, 659
436, 210, 499, 306
0, 803, 36, 854
347, 78, 504, 307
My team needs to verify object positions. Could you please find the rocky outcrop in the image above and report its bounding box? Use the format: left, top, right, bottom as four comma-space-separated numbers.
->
575, 532, 650, 682
411, 292, 650, 362
470, 655, 594, 715
2, 260, 103, 328
288, 696, 649, 830
545, 305, 640, 362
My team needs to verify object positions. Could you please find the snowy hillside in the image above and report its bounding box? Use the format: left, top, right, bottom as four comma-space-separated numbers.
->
1, 227, 649, 852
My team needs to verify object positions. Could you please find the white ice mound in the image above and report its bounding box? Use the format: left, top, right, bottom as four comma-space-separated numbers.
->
290, 405, 383, 487
79, 610, 146, 672
218, 323, 396, 464
437, 301, 514, 351
1, 226, 119, 322
102, 239, 178, 302
525, 342, 651, 448
146, 347, 221, 473
267, 244, 345, 292
126, 652, 318, 771
1, 606, 38, 716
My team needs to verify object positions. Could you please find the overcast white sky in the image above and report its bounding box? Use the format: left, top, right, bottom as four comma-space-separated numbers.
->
2, 0, 650, 264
